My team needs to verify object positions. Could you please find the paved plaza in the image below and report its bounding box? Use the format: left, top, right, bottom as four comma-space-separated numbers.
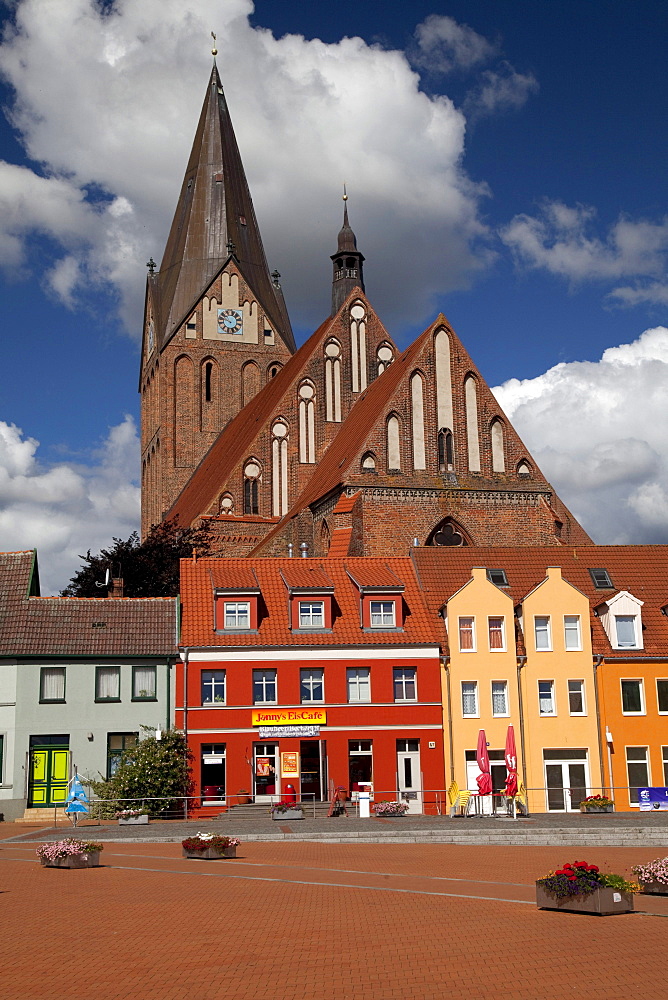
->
1, 822, 668, 1000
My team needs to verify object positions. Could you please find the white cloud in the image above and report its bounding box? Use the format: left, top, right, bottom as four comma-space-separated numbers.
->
500, 201, 668, 302
464, 63, 539, 119
0, 416, 140, 594
0, 0, 495, 333
412, 14, 496, 74
492, 326, 668, 544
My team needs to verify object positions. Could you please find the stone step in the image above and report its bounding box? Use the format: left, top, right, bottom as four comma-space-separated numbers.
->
16, 808, 71, 825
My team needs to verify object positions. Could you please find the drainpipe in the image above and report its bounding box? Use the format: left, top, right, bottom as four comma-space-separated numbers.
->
592, 654, 606, 794
182, 646, 190, 821
442, 656, 454, 783
516, 655, 529, 816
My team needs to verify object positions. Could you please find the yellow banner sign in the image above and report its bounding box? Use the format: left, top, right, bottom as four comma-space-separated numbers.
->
252, 709, 326, 727
281, 752, 300, 778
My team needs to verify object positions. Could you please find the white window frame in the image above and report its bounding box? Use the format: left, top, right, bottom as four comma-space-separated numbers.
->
534, 616, 552, 651
488, 616, 505, 651
347, 667, 371, 703
458, 616, 476, 652
224, 601, 250, 629
538, 679, 556, 716
615, 614, 640, 649
298, 601, 325, 629
300, 668, 324, 703
625, 745, 650, 806
370, 601, 396, 628
491, 680, 509, 717
563, 615, 582, 651
567, 679, 586, 716
620, 678, 645, 716
663, 745, 668, 787
461, 681, 479, 718
253, 669, 277, 705
201, 670, 226, 705
393, 667, 417, 702
656, 679, 668, 715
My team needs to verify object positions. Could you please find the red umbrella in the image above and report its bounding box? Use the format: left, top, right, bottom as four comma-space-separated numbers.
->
476, 729, 493, 795
504, 725, 518, 797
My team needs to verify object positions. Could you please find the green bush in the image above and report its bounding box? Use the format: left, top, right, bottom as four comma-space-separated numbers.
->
92, 728, 194, 816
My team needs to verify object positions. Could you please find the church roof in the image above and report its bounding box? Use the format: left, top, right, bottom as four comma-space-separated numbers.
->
152, 65, 294, 353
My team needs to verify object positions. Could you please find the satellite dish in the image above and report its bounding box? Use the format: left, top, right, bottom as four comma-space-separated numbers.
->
95, 567, 111, 589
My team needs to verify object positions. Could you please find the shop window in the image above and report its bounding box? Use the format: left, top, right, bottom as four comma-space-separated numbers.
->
458, 616, 475, 652
626, 746, 649, 805
370, 601, 395, 628
621, 679, 644, 715
393, 667, 417, 702
568, 680, 586, 715
491, 681, 508, 716
461, 681, 478, 717
534, 616, 551, 651
349, 740, 372, 797
201, 744, 226, 802
488, 617, 505, 651
132, 666, 157, 701
564, 616, 582, 651
538, 680, 556, 716
347, 668, 371, 703
40, 667, 65, 703
95, 665, 120, 702
201, 670, 226, 705
107, 732, 138, 778
300, 668, 324, 703
253, 669, 277, 704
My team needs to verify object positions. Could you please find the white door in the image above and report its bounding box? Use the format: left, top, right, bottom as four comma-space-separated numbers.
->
545, 761, 589, 812
253, 744, 279, 803
397, 746, 423, 814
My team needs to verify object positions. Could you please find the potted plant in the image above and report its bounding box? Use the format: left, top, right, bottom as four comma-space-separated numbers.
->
579, 795, 615, 813
631, 857, 668, 895
271, 800, 304, 821
536, 860, 639, 914
182, 832, 240, 859
36, 837, 104, 869
374, 800, 409, 817
236, 789, 252, 805
115, 808, 149, 825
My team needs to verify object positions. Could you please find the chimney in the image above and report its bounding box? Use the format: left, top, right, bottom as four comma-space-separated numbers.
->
300, 542, 309, 558
109, 577, 124, 599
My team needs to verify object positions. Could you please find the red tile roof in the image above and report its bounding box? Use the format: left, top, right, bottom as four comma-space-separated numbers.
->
346, 564, 405, 591
327, 528, 353, 558
279, 564, 335, 591
180, 557, 439, 648
333, 491, 361, 514
208, 564, 259, 591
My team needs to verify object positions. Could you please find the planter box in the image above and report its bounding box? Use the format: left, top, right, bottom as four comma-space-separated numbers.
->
580, 804, 614, 813
639, 880, 668, 895
40, 851, 101, 869
182, 846, 237, 860
271, 809, 304, 821
118, 814, 149, 825
536, 883, 634, 915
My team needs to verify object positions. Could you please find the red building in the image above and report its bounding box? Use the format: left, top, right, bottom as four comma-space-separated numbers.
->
178, 556, 445, 812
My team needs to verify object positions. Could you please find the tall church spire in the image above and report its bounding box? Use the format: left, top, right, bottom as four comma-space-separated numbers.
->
331, 189, 365, 315
153, 66, 294, 352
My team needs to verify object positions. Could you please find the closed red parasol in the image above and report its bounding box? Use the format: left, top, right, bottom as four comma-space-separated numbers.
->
504, 725, 518, 797
476, 729, 493, 795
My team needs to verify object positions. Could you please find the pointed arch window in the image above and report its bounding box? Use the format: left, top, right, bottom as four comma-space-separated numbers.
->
491, 419, 505, 473
298, 382, 316, 464
464, 375, 480, 472
361, 452, 377, 471
204, 362, 213, 403
350, 302, 367, 393
377, 343, 394, 376
324, 340, 342, 421
243, 460, 261, 516
427, 518, 468, 547
438, 428, 454, 472
387, 415, 401, 472
517, 460, 532, 477
411, 372, 426, 470
271, 420, 289, 516
242, 361, 261, 406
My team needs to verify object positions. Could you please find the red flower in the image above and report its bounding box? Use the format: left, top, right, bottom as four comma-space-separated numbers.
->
589, 865, 599, 872
567, 875, 577, 881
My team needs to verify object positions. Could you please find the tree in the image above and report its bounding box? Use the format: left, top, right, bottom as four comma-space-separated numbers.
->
61, 517, 214, 597
91, 728, 194, 815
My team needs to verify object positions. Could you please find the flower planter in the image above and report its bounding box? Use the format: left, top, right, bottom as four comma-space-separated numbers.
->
639, 880, 668, 895
580, 804, 614, 813
535, 884, 634, 915
182, 846, 237, 860
118, 814, 149, 825
40, 851, 101, 869
271, 809, 304, 821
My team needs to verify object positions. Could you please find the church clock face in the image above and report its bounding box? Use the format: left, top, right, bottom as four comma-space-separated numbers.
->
217, 308, 243, 335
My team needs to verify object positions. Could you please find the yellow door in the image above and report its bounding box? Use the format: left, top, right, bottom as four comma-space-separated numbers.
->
29, 746, 70, 807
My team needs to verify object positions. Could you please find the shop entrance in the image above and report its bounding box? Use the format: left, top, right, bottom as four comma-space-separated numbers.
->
465, 749, 507, 814
397, 739, 423, 814
349, 740, 373, 799
253, 743, 279, 802
544, 749, 589, 811
201, 744, 226, 803
299, 740, 327, 802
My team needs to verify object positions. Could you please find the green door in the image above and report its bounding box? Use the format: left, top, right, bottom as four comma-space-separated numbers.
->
30, 745, 70, 807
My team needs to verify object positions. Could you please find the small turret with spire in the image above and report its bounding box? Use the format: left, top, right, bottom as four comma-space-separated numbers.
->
330, 187, 365, 315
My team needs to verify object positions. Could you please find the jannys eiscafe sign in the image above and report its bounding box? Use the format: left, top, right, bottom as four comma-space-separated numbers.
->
251, 709, 326, 727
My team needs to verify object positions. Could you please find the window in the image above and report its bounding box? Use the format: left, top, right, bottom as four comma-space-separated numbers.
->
107, 732, 138, 778
458, 617, 475, 651
538, 680, 556, 716
298, 601, 324, 628
40, 667, 65, 703
243, 460, 261, 515
621, 679, 644, 714
486, 568, 508, 587
663, 746, 668, 786
132, 666, 156, 701
253, 669, 277, 704
564, 615, 581, 651
491, 680, 508, 716
615, 615, 638, 648
201, 670, 226, 705
347, 668, 371, 703
461, 681, 478, 717
589, 568, 613, 589
393, 667, 417, 702
370, 601, 395, 628
534, 616, 551, 651
568, 680, 586, 715
300, 668, 324, 703
626, 746, 649, 805
95, 666, 120, 702
224, 602, 250, 629
488, 617, 505, 650
657, 680, 668, 714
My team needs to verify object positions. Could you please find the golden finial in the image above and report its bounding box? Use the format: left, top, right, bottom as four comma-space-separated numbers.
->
342, 183, 348, 202
211, 31, 218, 58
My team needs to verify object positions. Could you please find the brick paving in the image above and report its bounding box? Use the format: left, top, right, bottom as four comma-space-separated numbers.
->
1, 837, 668, 999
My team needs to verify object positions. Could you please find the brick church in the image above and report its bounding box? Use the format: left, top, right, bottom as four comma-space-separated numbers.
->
140, 64, 592, 557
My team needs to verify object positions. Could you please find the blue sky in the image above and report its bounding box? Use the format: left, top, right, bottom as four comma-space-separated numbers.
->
0, 0, 667, 591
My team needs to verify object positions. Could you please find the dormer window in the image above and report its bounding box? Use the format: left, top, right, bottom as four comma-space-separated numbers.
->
615, 615, 638, 648
224, 602, 250, 629
212, 568, 261, 633
597, 591, 644, 651
299, 601, 324, 629
370, 601, 396, 628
